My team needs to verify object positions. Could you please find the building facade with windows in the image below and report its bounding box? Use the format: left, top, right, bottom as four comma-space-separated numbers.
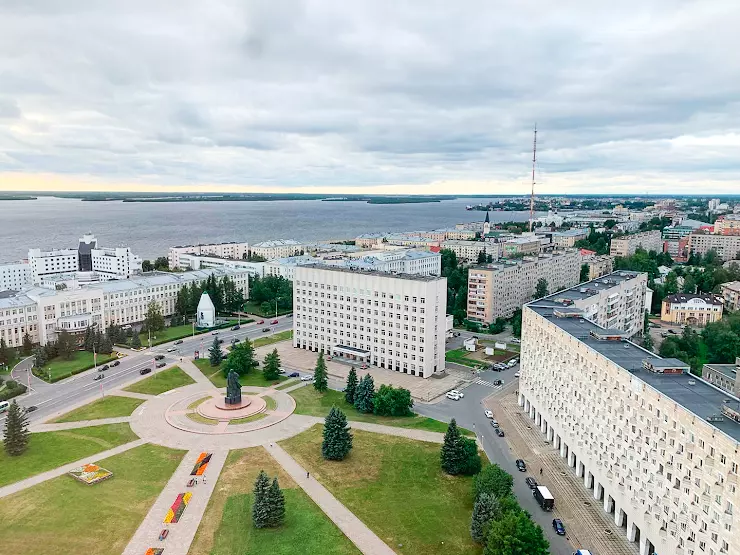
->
0, 262, 32, 291
250, 240, 304, 259
519, 303, 740, 555
688, 233, 740, 262
720, 281, 740, 311
440, 240, 496, 262
28, 247, 79, 283
660, 294, 724, 327
172, 253, 266, 277
609, 230, 663, 257
582, 254, 614, 280
292, 265, 447, 378
0, 290, 39, 348
703, 358, 739, 397
714, 215, 740, 236
168, 241, 250, 268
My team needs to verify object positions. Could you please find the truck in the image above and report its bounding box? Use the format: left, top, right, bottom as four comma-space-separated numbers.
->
533, 485, 554, 511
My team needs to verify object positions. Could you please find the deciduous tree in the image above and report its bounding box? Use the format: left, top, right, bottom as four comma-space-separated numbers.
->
484, 510, 549, 555
473, 464, 514, 500
223, 339, 258, 377
143, 301, 165, 332
56, 330, 76, 361
534, 278, 548, 299
21, 332, 33, 356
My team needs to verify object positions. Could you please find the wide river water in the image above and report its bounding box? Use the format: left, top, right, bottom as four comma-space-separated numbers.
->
0, 196, 538, 260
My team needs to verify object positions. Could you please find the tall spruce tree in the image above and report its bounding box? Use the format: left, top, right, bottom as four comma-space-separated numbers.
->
252, 470, 271, 528
267, 477, 286, 527
99, 333, 113, 355
322, 407, 353, 461
130, 331, 142, 349
0, 338, 11, 366
344, 367, 358, 405
461, 437, 482, 475
3, 400, 30, 456
22, 332, 33, 356
83, 326, 95, 352
262, 348, 281, 381
353, 374, 375, 413
441, 418, 466, 475
470, 493, 500, 544
313, 352, 328, 392
209, 337, 224, 367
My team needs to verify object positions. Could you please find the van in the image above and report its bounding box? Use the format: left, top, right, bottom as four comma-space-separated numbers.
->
0, 401, 9, 413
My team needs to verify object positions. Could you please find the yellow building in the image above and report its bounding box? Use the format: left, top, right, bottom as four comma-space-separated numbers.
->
660, 293, 723, 327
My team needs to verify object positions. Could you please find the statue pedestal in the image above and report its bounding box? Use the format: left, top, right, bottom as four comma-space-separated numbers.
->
216, 397, 252, 411
197, 395, 267, 421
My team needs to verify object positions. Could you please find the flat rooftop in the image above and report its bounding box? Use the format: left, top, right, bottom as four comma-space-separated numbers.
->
297, 263, 443, 282
527, 303, 740, 443
533, 271, 643, 307
705, 364, 737, 379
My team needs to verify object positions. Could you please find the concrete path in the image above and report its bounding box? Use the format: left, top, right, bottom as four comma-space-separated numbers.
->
0, 438, 147, 499
279, 380, 309, 394
112, 390, 155, 400
267, 443, 396, 555
30, 416, 131, 433
123, 449, 228, 555
288, 414, 449, 444
177, 358, 215, 386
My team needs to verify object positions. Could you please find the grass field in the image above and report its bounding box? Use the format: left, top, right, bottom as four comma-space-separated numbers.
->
123, 365, 195, 395
290, 386, 474, 436
130, 319, 247, 347
36, 351, 118, 382
281, 426, 480, 555
0, 423, 139, 487
189, 447, 359, 555
51, 395, 145, 423
0, 443, 185, 555
444, 349, 486, 368
186, 412, 218, 426
242, 302, 293, 318
274, 379, 298, 390
253, 330, 293, 348
228, 413, 267, 425
193, 358, 287, 388
263, 395, 277, 411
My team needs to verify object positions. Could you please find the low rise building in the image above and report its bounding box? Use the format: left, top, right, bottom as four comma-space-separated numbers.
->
660, 293, 724, 327
0, 262, 32, 291
355, 233, 386, 248
292, 265, 447, 378
688, 231, 740, 261
500, 236, 541, 257
385, 234, 440, 249
172, 253, 266, 277
440, 240, 495, 262
168, 241, 250, 268
703, 357, 740, 396
582, 254, 614, 280
546, 228, 589, 248
609, 230, 663, 257
720, 281, 740, 311
467, 251, 581, 322
250, 240, 304, 259
714, 214, 740, 235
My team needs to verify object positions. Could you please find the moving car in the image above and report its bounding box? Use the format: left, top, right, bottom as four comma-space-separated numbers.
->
446, 391, 462, 401
514, 372, 520, 378
360, 363, 368, 369
174, 339, 184, 345
495, 428, 505, 437
140, 368, 152, 375
288, 372, 300, 378
573, 551, 593, 555
111, 360, 120, 367
484, 410, 494, 419
300, 375, 313, 382
26, 405, 38, 413
167, 347, 177, 352
515, 459, 527, 472
93, 374, 104, 381
262, 327, 271, 332
271, 319, 279, 325
525, 477, 538, 490
154, 354, 165, 360
448, 389, 464, 398
534, 485, 555, 511
100, 364, 109, 371
492, 379, 503, 386
231, 338, 240, 344
156, 361, 166, 368
257, 320, 265, 324
211, 331, 219, 335
552, 518, 566, 536
231, 325, 240, 331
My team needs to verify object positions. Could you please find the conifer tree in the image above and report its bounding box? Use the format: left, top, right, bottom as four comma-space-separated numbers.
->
471, 493, 500, 544
130, 331, 142, 349
313, 352, 328, 392
3, 401, 30, 456
441, 418, 466, 475
252, 470, 271, 528
267, 477, 286, 527
262, 348, 281, 381
344, 367, 358, 405
22, 332, 33, 356
209, 336, 223, 367
353, 374, 375, 413
322, 407, 353, 460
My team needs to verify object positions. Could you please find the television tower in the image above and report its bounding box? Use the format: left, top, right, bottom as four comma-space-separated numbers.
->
529, 124, 537, 233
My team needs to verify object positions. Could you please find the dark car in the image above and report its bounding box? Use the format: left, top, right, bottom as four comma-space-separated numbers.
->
93, 374, 104, 381
288, 372, 300, 378
525, 477, 538, 490
231, 338, 240, 344
140, 368, 152, 375
156, 361, 166, 368
25, 406, 38, 413
175, 339, 184, 345
111, 360, 120, 367
515, 459, 527, 472
495, 428, 505, 437
552, 518, 566, 536
262, 327, 271, 332
100, 364, 109, 371
493, 379, 503, 386
154, 354, 165, 361
231, 325, 240, 331
668, 329, 678, 334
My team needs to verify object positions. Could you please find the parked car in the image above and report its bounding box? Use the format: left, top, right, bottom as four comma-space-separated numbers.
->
484, 409, 494, 419
93, 374, 104, 381
111, 360, 120, 367
257, 320, 265, 324
511, 338, 521, 344
515, 459, 527, 472
217, 338, 224, 344
446, 392, 462, 401
553, 519, 566, 536
327, 355, 333, 360
300, 375, 313, 382
231, 324, 240, 330
262, 327, 271, 332
514, 372, 520, 378
495, 428, 505, 437
100, 364, 109, 371
525, 477, 538, 490
154, 354, 165, 360
668, 329, 678, 334
174, 339, 184, 345
140, 368, 152, 375
490, 420, 499, 428
288, 372, 300, 378
156, 361, 166, 368
493, 379, 503, 386
660, 332, 668, 338
448, 389, 464, 398
158, 529, 169, 541
360, 363, 368, 369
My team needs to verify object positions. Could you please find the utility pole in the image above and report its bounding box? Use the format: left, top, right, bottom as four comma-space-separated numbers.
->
529, 124, 537, 233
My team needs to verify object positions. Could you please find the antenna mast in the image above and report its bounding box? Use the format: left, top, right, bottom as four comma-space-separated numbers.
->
529, 124, 537, 233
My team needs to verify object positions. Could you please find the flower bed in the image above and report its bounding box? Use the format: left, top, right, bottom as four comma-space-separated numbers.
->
163, 492, 192, 524
144, 549, 164, 555
68, 463, 113, 485
190, 452, 212, 476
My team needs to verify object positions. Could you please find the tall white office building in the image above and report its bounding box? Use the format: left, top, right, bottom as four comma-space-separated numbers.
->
293, 265, 447, 378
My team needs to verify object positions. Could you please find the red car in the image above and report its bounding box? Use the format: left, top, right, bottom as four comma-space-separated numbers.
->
271, 319, 279, 325
257, 320, 265, 324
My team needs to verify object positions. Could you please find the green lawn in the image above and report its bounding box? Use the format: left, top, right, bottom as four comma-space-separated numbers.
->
51, 395, 145, 423
275, 379, 298, 390
444, 349, 485, 368
0, 423, 139, 487
0, 443, 185, 555
263, 395, 277, 411
187, 412, 218, 426
281, 426, 480, 555
290, 387, 474, 436
242, 301, 293, 318
193, 358, 287, 388
123, 365, 195, 395
189, 447, 359, 555
228, 413, 267, 425
35, 351, 118, 382
253, 330, 293, 348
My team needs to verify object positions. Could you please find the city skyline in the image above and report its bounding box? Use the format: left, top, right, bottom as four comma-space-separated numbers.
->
1, 1, 739, 194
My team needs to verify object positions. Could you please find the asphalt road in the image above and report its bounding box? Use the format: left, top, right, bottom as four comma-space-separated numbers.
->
2, 317, 294, 425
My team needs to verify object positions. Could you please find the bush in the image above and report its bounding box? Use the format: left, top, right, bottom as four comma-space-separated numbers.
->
0, 381, 28, 402
373, 385, 413, 417
473, 464, 514, 500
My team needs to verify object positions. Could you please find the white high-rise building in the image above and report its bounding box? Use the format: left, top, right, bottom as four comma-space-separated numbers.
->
293, 265, 447, 378
518, 301, 740, 555
0, 262, 32, 291
28, 247, 79, 283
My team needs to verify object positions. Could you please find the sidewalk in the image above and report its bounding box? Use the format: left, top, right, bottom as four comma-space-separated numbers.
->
31, 416, 130, 433
0, 439, 146, 499
123, 449, 229, 555
267, 443, 396, 555
177, 358, 216, 386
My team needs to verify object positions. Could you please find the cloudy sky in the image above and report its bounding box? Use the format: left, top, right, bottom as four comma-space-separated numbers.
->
0, 0, 738, 195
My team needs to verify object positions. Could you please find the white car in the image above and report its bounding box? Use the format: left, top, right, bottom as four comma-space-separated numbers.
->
166, 347, 176, 352
514, 372, 520, 378
446, 392, 461, 401
484, 410, 494, 419
300, 375, 313, 382
511, 338, 521, 344
448, 389, 464, 398
211, 331, 219, 335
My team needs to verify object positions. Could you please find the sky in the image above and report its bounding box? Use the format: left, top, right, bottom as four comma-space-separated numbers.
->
0, 0, 739, 195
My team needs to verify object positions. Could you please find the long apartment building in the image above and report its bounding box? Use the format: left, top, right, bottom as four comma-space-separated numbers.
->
171, 253, 266, 277
441, 240, 497, 262
467, 251, 581, 322
250, 240, 304, 259
610, 230, 663, 257
168, 241, 250, 268
715, 215, 740, 236
533, 270, 648, 337
292, 265, 447, 378
582, 253, 615, 280
703, 358, 740, 397
0, 262, 32, 291
688, 232, 740, 261
0, 268, 250, 347
519, 300, 740, 555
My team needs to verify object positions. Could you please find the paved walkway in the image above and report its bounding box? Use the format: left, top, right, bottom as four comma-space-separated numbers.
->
30, 416, 131, 433
123, 449, 229, 555
113, 390, 155, 400
0, 438, 146, 499
267, 443, 396, 555
178, 358, 215, 386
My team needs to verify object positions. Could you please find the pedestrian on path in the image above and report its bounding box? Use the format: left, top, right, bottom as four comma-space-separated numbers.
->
203, 475, 207, 485
306, 471, 310, 479
540, 468, 543, 475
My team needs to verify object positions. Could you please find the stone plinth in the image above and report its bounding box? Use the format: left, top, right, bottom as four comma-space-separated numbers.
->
197, 395, 266, 421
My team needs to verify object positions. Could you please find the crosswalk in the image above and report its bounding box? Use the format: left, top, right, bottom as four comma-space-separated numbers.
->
473, 378, 503, 388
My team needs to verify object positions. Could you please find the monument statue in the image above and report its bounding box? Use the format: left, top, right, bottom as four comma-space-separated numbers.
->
225, 370, 242, 405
